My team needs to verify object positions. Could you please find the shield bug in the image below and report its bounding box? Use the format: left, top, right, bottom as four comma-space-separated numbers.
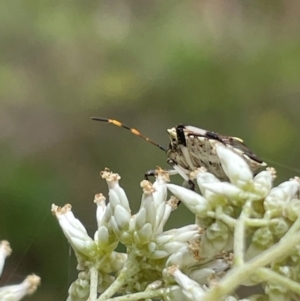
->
91, 117, 266, 186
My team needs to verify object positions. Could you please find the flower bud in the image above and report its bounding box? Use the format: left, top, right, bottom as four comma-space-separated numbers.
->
285, 199, 300, 221
201, 182, 247, 205
114, 204, 131, 231
109, 252, 127, 272
245, 227, 274, 261
253, 168, 276, 198
67, 271, 90, 301
215, 143, 253, 188
167, 266, 205, 300
96, 225, 118, 252
137, 183, 156, 230
152, 170, 169, 207
264, 178, 300, 218
94, 193, 107, 227
101, 169, 130, 211
200, 221, 233, 258
153, 225, 200, 259
166, 245, 198, 269
264, 280, 289, 301
134, 223, 153, 244
164, 285, 186, 301
269, 218, 291, 238
191, 168, 220, 199
167, 184, 211, 218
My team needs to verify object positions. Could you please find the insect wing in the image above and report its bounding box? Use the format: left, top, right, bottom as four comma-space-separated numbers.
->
220, 136, 265, 164
184, 125, 266, 173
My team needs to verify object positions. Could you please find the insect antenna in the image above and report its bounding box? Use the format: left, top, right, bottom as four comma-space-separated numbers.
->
263, 157, 300, 175
91, 117, 167, 152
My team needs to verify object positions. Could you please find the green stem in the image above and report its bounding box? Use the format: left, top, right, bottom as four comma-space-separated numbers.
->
257, 267, 300, 295
233, 199, 252, 266
105, 288, 165, 301
233, 210, 245, 266
244, 218, 274, 227
97, 254, 140, 301
207, 212, 236, 228
89, 266, 98, 301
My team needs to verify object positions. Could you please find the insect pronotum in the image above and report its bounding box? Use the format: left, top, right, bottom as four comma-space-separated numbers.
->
91, 117, 266, 186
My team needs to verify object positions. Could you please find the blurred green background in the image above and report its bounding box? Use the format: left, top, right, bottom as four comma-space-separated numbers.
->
1, 1, 300, 300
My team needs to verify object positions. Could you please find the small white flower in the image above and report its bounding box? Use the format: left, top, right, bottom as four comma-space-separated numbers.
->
93, 194, 119, 252
152, 168, 169, 208
0, 241, 12, 276
154, 196, 175, 234
145, 225, 199, 259
0, 274, 40, 301
167, 266, 205, 301
99, 171, 134, 245
51, 204, 97, 258
101, 169, 131, 212
166, 245, 199, 269
94, 193, 108, 227
139, 174, 170, 235
135, 181, 157, 233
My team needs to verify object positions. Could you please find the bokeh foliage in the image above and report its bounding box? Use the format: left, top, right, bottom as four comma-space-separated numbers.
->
0, 1, 300, 300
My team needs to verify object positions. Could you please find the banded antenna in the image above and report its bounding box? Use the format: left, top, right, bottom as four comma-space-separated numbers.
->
91, 117, 167, 152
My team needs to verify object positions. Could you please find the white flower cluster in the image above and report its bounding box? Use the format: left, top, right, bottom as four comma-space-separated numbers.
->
0, 240, 40, 301
52, 143, 300, 301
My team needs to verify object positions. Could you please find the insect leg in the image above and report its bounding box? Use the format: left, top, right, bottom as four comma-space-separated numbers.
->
144, 168, 180, 180
144, 169, 156, 180
167, 159, 195, 190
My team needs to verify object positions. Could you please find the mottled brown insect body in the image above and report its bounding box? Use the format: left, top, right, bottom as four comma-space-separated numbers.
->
166, 125, 265, 181
91, 118, 266, 182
